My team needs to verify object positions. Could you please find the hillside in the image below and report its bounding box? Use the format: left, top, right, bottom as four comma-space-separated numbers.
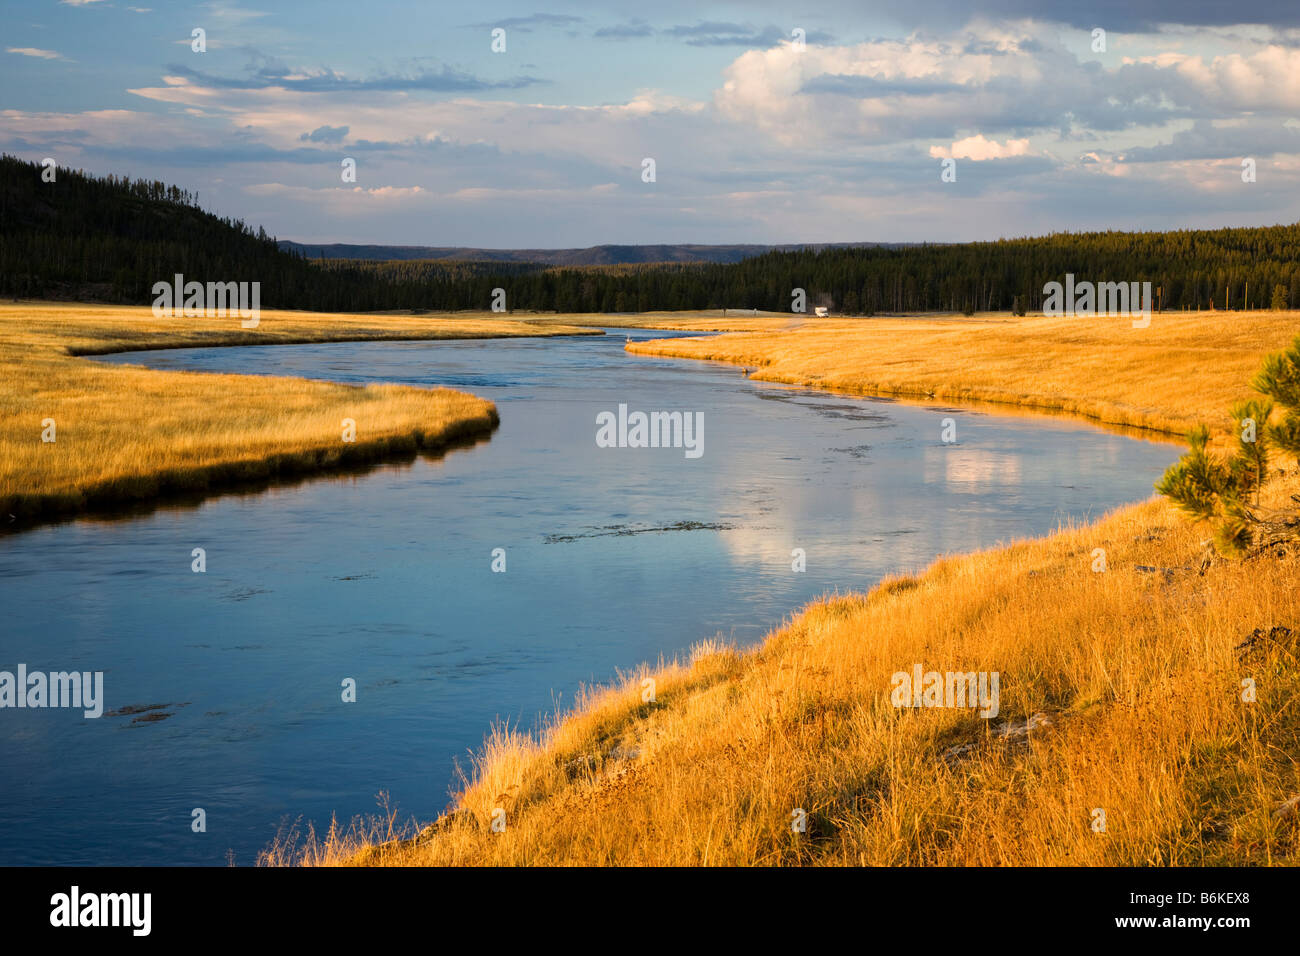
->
0, 154, 385, 309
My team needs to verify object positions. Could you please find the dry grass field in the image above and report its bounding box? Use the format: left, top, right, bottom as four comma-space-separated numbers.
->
0, 302, 595, 525
626, 310, 1300, 437
267, 309, 1300, 867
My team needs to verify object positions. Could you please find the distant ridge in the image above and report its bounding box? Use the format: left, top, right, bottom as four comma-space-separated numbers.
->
277, 241, 909, 266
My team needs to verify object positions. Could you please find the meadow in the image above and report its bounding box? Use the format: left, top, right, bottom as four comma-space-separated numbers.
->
260, 309, 1300, 866
625, 310, 1300, 436
0, 302, 596, 525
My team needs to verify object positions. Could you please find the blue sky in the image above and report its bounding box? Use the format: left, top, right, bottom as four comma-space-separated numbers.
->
3, 0, 1300, 246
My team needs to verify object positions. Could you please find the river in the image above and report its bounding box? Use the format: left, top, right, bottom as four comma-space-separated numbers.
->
0, 328, 1181, 864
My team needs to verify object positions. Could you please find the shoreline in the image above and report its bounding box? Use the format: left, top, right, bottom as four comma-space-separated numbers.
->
628, 343, 1188, 441
66, 327, 605, 358
624, 309, 1300, 440
4, 410, 500, 531
0, 303, 599, 531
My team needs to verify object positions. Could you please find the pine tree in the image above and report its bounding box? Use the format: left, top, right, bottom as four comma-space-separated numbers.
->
1157, 336, 1300, 556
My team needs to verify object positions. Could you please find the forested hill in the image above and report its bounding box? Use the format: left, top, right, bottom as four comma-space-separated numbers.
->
2, 154, 1297, 314
0, 154, 396, 308
634, 227, 1300, 314
278, 240, 902, 266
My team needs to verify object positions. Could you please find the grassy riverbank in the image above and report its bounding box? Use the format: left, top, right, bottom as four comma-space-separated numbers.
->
626, 310, 1300, 437
285, 308, 1300, 867
0, 302, 595, 526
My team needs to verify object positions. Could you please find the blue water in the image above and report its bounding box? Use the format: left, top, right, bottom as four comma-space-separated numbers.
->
0, 329, 1181, 864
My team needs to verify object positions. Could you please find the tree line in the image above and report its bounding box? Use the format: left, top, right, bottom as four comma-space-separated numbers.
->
2, 154, 1296, 313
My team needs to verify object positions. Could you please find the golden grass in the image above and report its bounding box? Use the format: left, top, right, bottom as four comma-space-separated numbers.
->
279, 308, 1300, 867
0, 302, 595, 524
627, 310, 1300, 437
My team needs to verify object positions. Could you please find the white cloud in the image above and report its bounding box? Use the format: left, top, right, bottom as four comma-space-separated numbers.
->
201, 1, 269, 25
0, 108, 219, 150
246, 181, 625, 206
247, 183, 426, 200
714, 25, 1300, 149
1126, 44, 1300, 112
7, 47, 66, 60
930, 134, 1031, 160
125, 82, 712, 170
715, 27, 1065, 145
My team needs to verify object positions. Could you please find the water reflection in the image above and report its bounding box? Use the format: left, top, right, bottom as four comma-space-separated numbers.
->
929, 447, 1025, 490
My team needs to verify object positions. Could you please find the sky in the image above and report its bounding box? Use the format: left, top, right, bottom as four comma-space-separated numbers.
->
3, 0, 1300, 247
